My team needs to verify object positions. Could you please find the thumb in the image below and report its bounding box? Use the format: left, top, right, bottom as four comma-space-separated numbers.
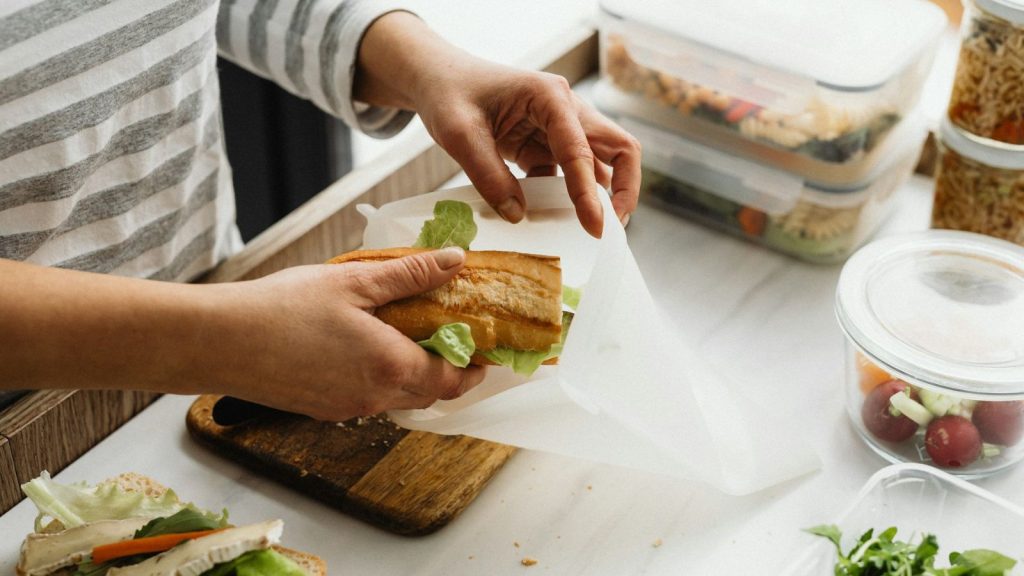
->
353, 247, 466, 307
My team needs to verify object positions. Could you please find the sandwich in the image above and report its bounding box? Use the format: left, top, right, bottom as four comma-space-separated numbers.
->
16, 472, 325, 576
332, 200, 579, 376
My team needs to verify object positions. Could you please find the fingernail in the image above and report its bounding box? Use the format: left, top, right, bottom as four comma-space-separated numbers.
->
498, 197, 524, 223
434, 246, 465, 270
620, 212, 631, 228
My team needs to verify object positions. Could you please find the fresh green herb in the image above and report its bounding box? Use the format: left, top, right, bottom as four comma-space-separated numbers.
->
806, 524, 1017, 576
417, 323, 476, 368
134, 507, 228, 538
413, 200, 478, 250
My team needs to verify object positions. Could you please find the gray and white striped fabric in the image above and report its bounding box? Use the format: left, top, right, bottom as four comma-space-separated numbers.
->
0, 0, 413, 281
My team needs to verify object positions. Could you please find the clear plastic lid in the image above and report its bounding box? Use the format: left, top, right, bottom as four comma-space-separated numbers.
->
837, 230, 1024, 397
974, 0, 1024, 26
600, 0, 946, 95
940, 116, 1024, 170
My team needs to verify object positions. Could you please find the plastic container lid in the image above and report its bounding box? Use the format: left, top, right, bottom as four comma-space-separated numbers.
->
975, 0, 1024, 26
837, 230, 1024, 398
940, 116, 1024, 170
600, 0, 947, 91
622, 114, 923, 213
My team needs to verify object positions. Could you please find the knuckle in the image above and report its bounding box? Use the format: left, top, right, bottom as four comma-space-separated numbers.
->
400, 255, 435, 289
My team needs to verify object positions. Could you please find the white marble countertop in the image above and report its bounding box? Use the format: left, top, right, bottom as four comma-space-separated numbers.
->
4, 175, 1023, 576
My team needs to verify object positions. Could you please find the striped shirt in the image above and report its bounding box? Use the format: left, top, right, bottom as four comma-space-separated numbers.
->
0, 0, 412, 281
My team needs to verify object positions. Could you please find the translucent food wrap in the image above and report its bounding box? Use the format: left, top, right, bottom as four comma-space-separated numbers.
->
357, 177, 820, 495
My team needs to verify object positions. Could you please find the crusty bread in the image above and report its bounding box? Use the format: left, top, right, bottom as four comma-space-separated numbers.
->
329, 248, 563, 355
274, 546, 326, 576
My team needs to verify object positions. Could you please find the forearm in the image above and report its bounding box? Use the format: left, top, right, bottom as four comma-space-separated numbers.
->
354, 11, 482, 111
0, 259, 230, 395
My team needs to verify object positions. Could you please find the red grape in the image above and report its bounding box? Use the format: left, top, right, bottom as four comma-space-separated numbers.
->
861, 380, 919, 443
972, 401, 1024, 447
925, 416, 982, 467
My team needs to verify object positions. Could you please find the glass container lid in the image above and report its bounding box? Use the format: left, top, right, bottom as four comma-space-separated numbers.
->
837, 230, 1024, 397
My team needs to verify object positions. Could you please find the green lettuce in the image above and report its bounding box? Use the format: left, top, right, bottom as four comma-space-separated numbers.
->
562, 285, 582, 311
482, 312, 573, 376
201, 549, 307, 576
21, 471, 192, 532
412, 200, 478, 249
417, 323, 476, 368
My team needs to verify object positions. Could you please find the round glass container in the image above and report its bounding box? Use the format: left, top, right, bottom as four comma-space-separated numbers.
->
836, 230, 1024, 477
932, 117, 1024, 246
948, 0, 1024, 145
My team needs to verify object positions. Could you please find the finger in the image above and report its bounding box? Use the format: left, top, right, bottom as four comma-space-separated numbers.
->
347, 247, 465, 307
534, 97, 604, 238
579, 107, 642, 224
527, 165, 557, 177
514, 140, 556, 174
398, 359, 487, 405
438, 114, 526, 223
594, 157, 612, 189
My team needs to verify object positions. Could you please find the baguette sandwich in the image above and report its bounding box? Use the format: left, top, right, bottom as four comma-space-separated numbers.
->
16, 472, 324, 576
332, 199, 579, 376
330, 247, 565, 368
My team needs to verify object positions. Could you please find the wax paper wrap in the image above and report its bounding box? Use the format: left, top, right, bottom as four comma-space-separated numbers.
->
359, 177, 820, 495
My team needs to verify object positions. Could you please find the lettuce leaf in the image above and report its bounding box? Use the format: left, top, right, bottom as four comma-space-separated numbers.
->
417, 323, 476, 368
22, 471, 199, 532
412, 200, 478, 249
562, 285, 582, 311
483, 312, 573, 376
201, 549, 307, 576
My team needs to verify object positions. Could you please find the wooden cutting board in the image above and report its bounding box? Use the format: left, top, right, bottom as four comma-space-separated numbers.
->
186, 395, 516, 535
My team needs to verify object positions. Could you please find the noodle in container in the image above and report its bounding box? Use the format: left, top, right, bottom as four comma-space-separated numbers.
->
932, 117, 1024, 246
948, 0, 1024, 145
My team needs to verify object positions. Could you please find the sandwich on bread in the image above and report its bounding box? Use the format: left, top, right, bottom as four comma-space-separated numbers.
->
329, 247, 564, 368
16, 472, 324, 576
331, 199, 579, 376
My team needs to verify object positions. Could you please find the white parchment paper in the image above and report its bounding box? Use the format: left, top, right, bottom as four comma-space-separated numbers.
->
359, 177, 820, 494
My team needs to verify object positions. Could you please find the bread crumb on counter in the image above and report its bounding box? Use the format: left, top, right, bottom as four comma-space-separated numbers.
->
513, 541, 520, 548
586, 485, 592, 491
521, 557, 538, 567
652, 538, 663, 548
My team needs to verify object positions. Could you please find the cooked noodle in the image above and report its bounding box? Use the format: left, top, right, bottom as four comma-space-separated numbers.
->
948, 8, 1024, 144
932, 146, 1024, 245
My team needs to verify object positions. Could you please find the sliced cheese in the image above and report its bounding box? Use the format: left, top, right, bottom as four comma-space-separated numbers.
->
106, 519, 284, 576
17, 517, 149, 576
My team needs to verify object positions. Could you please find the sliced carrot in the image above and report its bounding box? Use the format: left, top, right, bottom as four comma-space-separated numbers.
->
92, 528, 227, 565
857, 352, 892, 395
724, 100, 759, 124
736, 207, 766, 237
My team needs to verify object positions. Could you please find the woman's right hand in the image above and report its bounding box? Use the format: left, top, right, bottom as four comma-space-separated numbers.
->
206, 247, 485, 421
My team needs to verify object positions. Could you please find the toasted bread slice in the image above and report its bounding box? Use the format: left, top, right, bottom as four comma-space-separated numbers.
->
329, 248, 562, 354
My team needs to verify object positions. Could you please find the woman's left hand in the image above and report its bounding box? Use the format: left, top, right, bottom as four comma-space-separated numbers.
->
356, 12, 641, 238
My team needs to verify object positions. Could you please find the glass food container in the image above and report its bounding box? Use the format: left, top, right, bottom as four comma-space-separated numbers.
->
948, 0, 1024, 145
836, 231, 1024, 477
626, 115, 924, 264
784, 464, 1024, 575
932, 117, 1024, 246
597, 0, 945, 184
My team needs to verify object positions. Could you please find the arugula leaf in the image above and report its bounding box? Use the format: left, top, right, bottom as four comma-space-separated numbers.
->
134, 506, 229, 538
805, 525, 1018, 576
413, 200, 477, 250
417, 323, 476, 368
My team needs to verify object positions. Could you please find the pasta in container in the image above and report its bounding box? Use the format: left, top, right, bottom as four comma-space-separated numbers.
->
597, 0, 945, 184
948, 0, 1024, 145
932, 118, 1024, 245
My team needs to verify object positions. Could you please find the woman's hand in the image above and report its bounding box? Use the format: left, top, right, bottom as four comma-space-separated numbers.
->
210, 247, 485, 421
356, 12, 641, 238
